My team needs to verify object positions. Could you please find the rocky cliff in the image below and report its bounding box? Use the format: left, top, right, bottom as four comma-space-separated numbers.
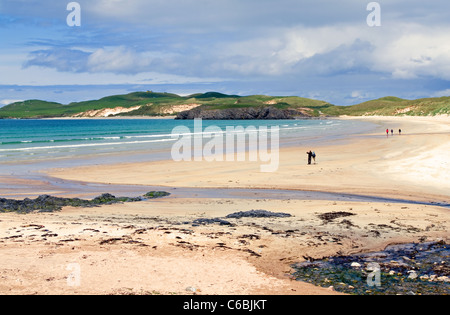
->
175, 106, 312, 120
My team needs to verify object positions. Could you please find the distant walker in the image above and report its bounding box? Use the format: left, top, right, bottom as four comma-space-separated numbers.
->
307, 150, 316, 165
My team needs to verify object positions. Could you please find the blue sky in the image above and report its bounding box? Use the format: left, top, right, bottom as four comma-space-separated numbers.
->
1, 0, 450, 106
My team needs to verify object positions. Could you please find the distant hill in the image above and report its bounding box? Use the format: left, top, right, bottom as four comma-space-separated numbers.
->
326, 96, 450, 117
0, 100, 66, 118
0, 91, 449, 119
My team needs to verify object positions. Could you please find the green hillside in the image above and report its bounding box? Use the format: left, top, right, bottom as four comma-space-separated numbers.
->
0, 92, 185, 118
333, 96, 450, 116
0, 91, 449, 119
0, 100, 66, 118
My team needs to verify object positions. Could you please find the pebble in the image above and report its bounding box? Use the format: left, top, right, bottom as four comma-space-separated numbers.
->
407, 271, 418, 280
186, 286, 197, 293
437, 276, 449, 282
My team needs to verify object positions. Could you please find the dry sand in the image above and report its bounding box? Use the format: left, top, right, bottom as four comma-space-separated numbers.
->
1, 116, 449, 295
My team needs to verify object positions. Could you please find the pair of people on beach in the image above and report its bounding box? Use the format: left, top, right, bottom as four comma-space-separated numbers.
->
307, 150, 316, 165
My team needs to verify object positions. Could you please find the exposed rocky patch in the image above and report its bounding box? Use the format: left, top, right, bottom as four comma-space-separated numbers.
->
175, 106, 312, 120
293, 241, 450, 295
192, 218, 232, 226
226, 210, 292, 219
317, 211, 356, 223
190, 210, 291, 227
0, 191, 171, 213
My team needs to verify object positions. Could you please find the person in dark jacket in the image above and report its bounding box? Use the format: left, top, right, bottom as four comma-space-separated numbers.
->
307, 151, 313, 165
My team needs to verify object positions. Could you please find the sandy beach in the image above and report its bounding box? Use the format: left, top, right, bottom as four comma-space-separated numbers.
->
1, 116, 449, 295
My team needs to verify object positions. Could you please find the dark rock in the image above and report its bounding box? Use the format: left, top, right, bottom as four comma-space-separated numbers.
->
226, 210, 292, 219
99, 238, 124, 245
317, 211, 356, 223
241, 234, 261, 240
143, 191, 171, 199
192, 218, 232, 226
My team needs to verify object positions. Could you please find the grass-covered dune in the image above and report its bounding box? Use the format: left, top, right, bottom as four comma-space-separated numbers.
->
331, 96, 450, 117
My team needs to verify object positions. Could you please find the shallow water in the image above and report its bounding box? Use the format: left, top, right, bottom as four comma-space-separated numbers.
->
0, 118, 377, 167
293, 241, 450, 295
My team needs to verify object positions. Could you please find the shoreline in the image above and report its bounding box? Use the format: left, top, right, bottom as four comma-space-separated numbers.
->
39, 115, 177, 120
1, 115, 449, 295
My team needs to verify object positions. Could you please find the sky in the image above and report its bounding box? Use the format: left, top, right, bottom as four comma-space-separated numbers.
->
1, 0, 450, 106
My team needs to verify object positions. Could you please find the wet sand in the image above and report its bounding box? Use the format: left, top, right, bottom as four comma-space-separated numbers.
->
1, 116, 449, 295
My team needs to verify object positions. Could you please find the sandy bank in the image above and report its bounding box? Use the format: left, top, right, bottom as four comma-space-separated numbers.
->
1, 197, 448, 295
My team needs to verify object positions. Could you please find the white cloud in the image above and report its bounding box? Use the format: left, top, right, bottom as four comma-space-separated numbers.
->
86, 46, 150, 73
255, 22, 450, 81
432, 89, 450, 97
0, 99, 23, 107
18, 20, 450, 84
370, 24, 450, 80
350, 91, 370, 99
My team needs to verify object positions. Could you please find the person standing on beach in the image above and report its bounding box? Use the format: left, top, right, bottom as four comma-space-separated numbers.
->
391, 129, 394, 135
399, 129, 402, 135
307, 151, 313, 165
386, 129, 389, 137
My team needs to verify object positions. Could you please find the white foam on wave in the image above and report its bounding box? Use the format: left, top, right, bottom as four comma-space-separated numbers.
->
0, 138, 177, 152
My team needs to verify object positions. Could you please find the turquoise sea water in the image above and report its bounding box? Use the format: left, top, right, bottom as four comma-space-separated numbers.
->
0, 118, 377, 171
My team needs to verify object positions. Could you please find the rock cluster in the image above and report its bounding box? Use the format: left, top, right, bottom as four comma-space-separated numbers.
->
293, 241, 450, 295
191, 210, 292, 227
0, 191, 171, 213
225, 210, 292, 219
